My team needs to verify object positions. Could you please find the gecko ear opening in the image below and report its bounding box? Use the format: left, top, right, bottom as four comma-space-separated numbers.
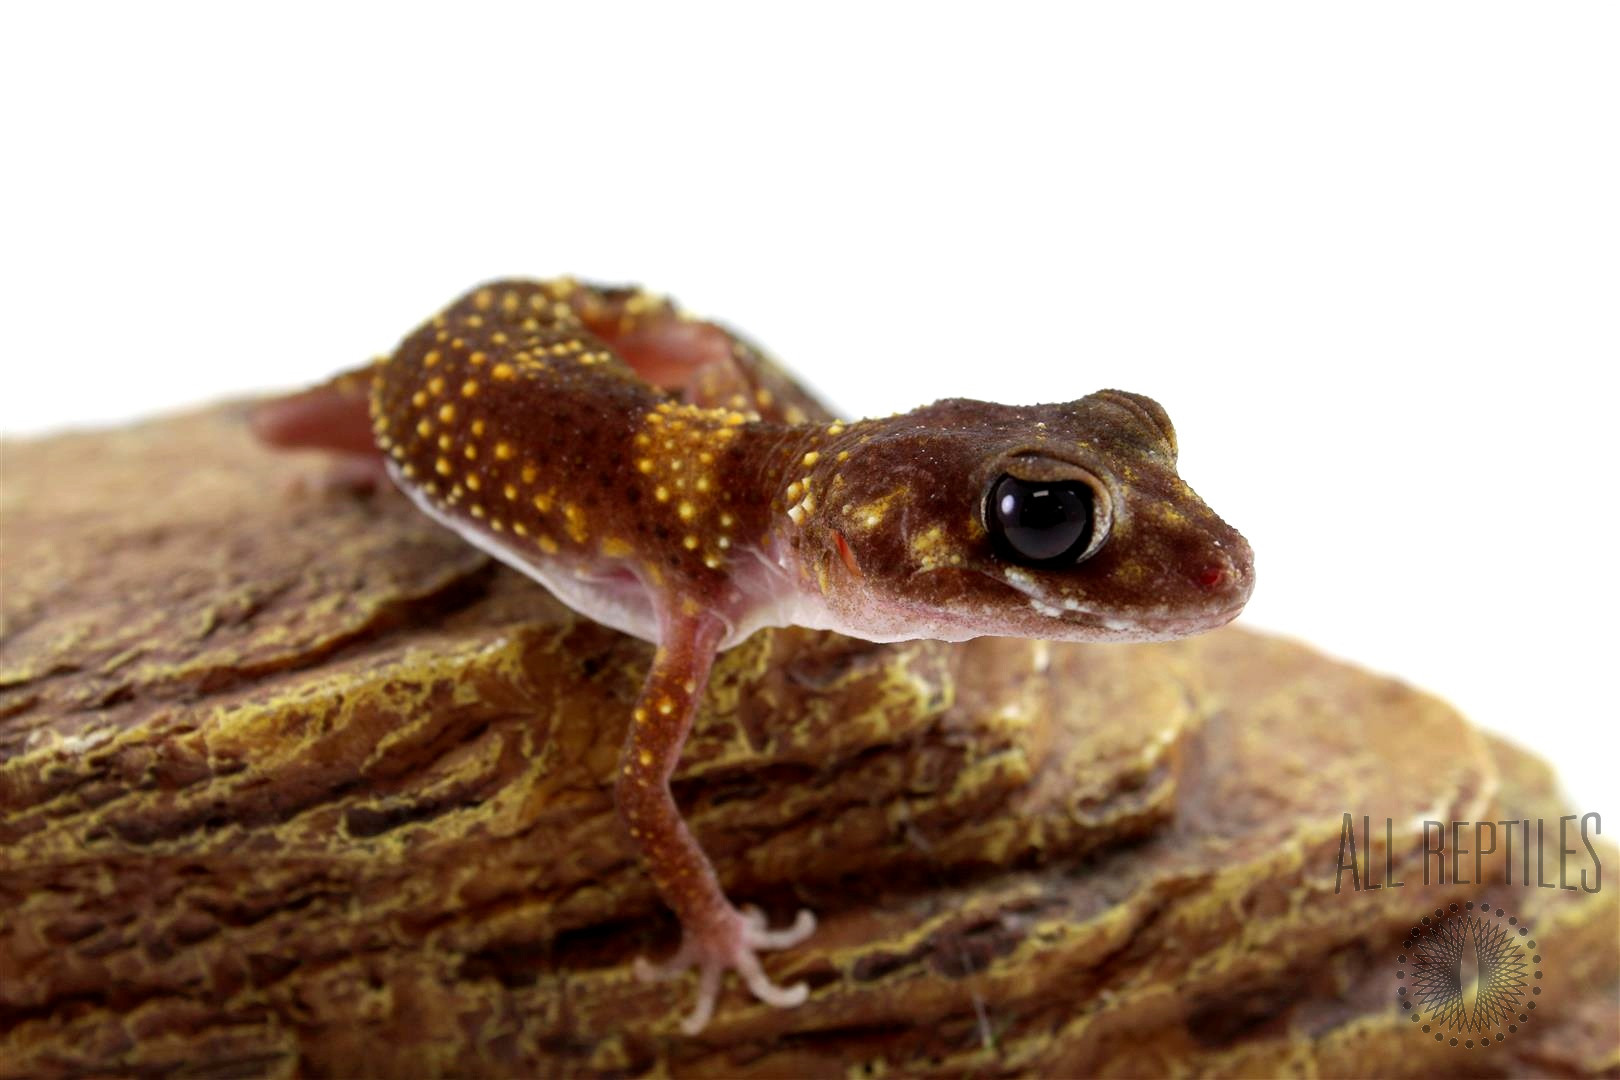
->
984, 469, 1112, 567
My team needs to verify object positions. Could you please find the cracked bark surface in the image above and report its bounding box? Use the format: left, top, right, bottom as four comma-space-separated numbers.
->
2, 405, 1615, 1078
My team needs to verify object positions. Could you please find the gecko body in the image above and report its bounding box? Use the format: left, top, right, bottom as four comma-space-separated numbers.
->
255, 279, 1254, 1033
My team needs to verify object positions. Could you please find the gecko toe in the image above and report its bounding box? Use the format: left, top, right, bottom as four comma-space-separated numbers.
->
678, 965, 724, 1036
746, 907, 817, 950
633, 939, 696, 984
633, 955, 673, 984
735, 949, 809, 1009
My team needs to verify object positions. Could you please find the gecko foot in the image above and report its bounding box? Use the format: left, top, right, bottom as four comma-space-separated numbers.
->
633, 905, 817, 1034
310, 454, 391, 496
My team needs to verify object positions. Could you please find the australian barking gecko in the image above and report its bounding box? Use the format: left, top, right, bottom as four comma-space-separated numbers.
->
252, 278, 1255, 1034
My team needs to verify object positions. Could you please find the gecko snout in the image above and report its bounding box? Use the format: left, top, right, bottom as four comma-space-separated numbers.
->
1190, 530, 1255, 612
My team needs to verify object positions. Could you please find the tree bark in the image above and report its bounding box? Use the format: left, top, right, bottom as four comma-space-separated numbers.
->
2, 405, 1614, 1078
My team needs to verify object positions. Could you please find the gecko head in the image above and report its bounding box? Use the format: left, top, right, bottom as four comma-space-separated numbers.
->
806, 390, 1254, 643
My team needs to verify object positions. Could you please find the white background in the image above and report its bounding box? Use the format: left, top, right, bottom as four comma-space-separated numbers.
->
3, 5, 1615, 812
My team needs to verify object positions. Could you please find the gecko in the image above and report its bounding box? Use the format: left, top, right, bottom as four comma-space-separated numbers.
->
252, 278, 1255, 1034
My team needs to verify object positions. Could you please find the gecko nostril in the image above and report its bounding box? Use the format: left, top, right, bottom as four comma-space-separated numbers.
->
1192, 557, 1237, 592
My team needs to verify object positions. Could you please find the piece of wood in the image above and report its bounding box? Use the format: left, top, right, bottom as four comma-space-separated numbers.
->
2, 406, 1614, 1078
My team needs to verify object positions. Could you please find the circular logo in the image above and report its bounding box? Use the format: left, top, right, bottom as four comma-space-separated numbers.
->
1397, 900, 1544, 1050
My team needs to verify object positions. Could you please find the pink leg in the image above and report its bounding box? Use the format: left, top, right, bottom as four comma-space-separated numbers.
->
616, 612, 816, 1034
601, 318, 835, 426
570, 287, 833, 424
249, 369, 393, 494
606, 321, 734, 390
313, 452, 391, 495
249, 371, 378, 456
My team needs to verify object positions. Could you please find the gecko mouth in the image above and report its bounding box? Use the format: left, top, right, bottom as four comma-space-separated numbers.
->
996, 566, 1246, 640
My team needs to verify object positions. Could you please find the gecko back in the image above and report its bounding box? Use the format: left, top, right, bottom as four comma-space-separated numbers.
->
366, 280, 811, 644
371, 282, 656, 550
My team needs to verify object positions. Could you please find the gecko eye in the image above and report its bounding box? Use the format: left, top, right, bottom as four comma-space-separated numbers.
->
986, 474, 1109, 566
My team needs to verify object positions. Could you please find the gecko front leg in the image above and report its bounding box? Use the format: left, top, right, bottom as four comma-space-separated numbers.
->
617, 609, 816, 1035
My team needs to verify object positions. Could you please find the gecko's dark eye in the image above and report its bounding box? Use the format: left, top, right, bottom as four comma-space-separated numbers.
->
986, 474, 1109, 566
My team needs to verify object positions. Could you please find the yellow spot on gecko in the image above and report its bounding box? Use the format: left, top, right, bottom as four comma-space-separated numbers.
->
438, 403, 456, 422
564, 504, 588, 542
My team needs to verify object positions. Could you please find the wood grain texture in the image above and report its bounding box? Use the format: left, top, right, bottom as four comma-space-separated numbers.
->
2, 405, 1614, 1078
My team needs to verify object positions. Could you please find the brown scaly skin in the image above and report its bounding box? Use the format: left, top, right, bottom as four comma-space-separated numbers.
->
253, 278, 1255, 1033
775, 394, 1252, 644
